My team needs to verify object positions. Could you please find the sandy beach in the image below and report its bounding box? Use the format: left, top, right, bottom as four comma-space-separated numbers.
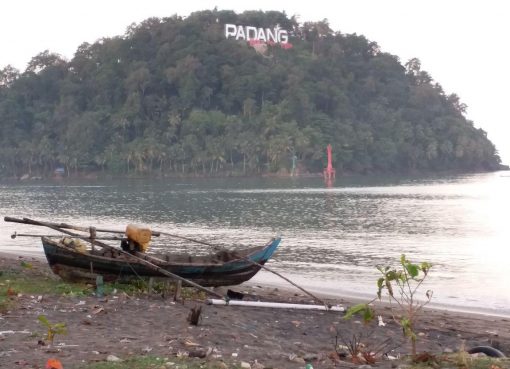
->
0, 252, 509, 369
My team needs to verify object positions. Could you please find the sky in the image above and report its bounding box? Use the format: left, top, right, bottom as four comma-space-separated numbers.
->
1, 0, 508, 164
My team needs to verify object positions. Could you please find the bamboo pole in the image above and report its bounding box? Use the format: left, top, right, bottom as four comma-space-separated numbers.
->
15, 217, 224, 299
10, 232, 125, 241
4, 216, 160, 236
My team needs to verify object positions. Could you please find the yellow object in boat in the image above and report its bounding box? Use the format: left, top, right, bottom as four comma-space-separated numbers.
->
125, 224, 152, 252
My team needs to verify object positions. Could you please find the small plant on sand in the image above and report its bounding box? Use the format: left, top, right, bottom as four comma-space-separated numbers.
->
38, 315, 67, 345
332, 324, 395, 364
345, 254, 432, 357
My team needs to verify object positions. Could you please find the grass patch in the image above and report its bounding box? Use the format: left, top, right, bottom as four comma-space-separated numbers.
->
0, 262, 206, 313
0, 270, 90, 296
0, 265, 92, 312
72, 356, 214, 369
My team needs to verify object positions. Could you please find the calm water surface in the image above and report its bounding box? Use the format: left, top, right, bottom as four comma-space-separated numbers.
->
1, 171, 509, 316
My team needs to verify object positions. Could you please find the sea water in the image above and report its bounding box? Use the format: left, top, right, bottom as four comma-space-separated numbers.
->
0, 171, 508, 316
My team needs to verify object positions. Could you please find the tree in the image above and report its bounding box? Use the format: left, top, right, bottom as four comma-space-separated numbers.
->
0, 10, 502, 178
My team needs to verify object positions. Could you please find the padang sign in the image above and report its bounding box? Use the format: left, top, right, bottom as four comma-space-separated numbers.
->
224, 24, 293, 49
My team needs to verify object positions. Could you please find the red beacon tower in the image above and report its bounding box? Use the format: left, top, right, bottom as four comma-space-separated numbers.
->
323, 144, 336, 180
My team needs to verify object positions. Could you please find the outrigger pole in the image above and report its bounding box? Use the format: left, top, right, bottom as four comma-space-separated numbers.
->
156, 230, 329, 308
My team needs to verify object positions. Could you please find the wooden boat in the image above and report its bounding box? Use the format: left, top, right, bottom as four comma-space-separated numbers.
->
6, 217, 325, 305
41, 236, 281, 287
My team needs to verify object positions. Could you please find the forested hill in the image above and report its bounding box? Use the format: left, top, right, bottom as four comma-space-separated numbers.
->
0, 10, 502, 178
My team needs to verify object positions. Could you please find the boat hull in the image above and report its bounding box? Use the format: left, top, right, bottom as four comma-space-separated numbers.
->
42, 237, 280, 287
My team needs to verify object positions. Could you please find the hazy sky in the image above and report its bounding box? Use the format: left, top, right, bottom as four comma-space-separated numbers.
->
1, 0, 508, 164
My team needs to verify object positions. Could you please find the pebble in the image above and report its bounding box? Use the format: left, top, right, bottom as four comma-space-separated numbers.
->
304, 353, 318, 361
189, 349, 208, 358
106, 355, 123, 362
292, 357, 306, 364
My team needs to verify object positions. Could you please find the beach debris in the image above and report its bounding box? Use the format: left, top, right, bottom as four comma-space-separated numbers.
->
385, 354, 398, 360
377, 315, 386, 326
467, 346, 506, 358
207, 299, 344, 311
187, 305, 202, 325
183, 339, 200, 347
412, 352, 439, 364
189, 348, 209, 358
232, 352, 238, 357
176, 350, 189, 358
327, 351, 342, 363
291, 356, 306, 364
227, 289, 245, 300
240, 362, 251, 369
92, 306, 105, 315
45, 358, 63, 369
106, 354, 123, 362
0, 349, 17, 357
252, 360, 264, 369
142, 346, 153, 353
304, 353, 318, 361
0, 330, 31, 335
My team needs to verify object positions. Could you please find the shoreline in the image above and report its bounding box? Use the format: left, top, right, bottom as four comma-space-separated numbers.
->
2, 248, 510, 320
1, 168, 508, 184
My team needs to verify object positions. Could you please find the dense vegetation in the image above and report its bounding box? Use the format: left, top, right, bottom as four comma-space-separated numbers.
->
0, 10, 502, 178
